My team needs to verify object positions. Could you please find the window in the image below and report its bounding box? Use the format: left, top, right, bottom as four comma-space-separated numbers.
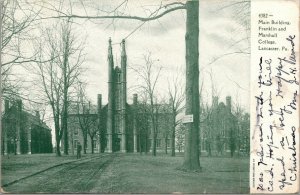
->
74, 128, 79, 135
167, 139, 171, 148
93, 140, 97, 149
156, 139, 161, 148
74, 139, 78, 149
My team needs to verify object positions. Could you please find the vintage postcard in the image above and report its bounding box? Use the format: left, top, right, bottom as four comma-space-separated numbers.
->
0, 0, 298, 194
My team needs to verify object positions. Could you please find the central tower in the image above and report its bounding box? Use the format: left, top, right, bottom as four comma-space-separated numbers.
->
107, 38, 127, 152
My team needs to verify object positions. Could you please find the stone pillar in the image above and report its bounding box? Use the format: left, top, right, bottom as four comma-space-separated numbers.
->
97, 94, 102, 153
107, 38, 114, 153
16, 100, 22, 155
27, 126, 32, 154
4, 130, 8, 155
120, 39, 127, 153
4, 100, 9, 155
133, 94, 138, 152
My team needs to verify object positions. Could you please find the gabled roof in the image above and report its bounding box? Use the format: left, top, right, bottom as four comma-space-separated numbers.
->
2, 106, 51, 130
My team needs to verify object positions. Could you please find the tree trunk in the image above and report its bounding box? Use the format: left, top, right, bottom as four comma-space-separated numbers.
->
91, 137, 94, 154
171, 113, 176, 156
182, 0, 200, 171
165, 135, 168, 154
55, 119, 61, 156
53, 112, 61, 156
63, 109, 68, 155
152, 129, 156, 156
145, 133, 148, 154
139, 132, 142, 155
62, 29, 70, 155
84, 132, 87, 154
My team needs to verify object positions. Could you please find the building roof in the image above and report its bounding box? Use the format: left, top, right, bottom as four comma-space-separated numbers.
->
2, 106, 51, 130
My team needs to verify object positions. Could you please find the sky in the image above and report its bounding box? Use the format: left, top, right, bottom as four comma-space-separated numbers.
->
9, 0, 250, 130
62, 0, 250, 108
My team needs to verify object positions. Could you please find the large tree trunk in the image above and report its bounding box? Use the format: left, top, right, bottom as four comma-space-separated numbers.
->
171, 114, 176, 156
54, 118, 61, 156
182, 0, 200, 171
62, 104, 68, 155
151, 128, 157, 156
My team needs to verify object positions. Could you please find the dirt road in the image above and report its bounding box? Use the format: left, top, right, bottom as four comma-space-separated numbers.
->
2, 154, 115, 193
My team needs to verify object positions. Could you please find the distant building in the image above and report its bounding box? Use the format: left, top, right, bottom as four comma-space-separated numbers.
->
1, 99, 53, 155
200, 96, 250, 156
64, 39, 172, 154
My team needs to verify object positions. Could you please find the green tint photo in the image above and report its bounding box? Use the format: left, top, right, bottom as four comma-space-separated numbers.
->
1, 0, 251, 193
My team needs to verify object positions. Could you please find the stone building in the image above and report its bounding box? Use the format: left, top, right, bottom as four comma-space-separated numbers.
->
65, 39, 172, 154
1, 99, 53, 155
200, 96, 249, 157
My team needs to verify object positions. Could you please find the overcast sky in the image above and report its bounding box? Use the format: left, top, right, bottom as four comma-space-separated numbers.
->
13, 0, 250, 127
71, 0, 250, 110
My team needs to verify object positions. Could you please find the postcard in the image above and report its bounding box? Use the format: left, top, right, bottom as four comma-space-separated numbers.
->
0, 0, 298, 194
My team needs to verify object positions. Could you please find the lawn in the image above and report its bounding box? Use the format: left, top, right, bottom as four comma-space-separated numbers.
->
1, 153, 94, 186
91, 153, 250, 194
1, 153, 250, 194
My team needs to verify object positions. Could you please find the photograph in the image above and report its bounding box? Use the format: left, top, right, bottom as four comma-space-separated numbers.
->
1, 0, 251, 193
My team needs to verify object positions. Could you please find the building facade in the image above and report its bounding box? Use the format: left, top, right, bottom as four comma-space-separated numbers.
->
1, 99, 53, 155
65, 39, 172, 154
199, 96, 250, 157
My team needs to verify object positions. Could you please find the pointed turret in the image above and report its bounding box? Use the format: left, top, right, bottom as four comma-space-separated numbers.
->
121, 39, 127, 83
107, 38, 114, 153
108, 37, 114, 83
121, 39, 126, 56
108, 37, 113, 59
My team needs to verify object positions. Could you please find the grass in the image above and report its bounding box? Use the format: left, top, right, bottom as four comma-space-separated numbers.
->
1, 153, 249, 194
91, 153, 249, 194
1, 153, 94, 186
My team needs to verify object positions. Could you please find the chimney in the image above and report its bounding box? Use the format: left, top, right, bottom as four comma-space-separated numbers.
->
4, 99, 9, 113
97, 94, 102, 114
212, 96, 218, 108
226, 96, 231, 113
83, 105, 87, 114
133, 94, 138, 105
35, 111, 40, 119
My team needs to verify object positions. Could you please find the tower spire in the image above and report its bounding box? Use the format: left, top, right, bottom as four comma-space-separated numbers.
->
121, 39, 126, 56
107, 37, 114, 153
108, 37, 113, 59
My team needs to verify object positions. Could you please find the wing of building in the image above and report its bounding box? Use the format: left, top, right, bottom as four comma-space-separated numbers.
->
1, 99, 53, 155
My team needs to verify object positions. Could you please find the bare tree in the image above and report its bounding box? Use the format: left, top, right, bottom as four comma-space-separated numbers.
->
76, 82, 98, 154
133, 52, 162, 156
0, 0, 42, 98
33, 19, 85, 156
134, 96, 150, 154
167, 74, 185, 156
29, 0, 201, 170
